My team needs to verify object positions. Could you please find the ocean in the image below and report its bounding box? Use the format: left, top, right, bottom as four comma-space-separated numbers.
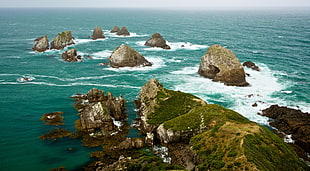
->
0, 8, 309, 170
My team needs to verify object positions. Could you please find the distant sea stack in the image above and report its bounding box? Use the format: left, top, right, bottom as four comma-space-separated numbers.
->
109, 44, 152, 68
92, 26, 105, 40
145, 33, 171, 49
110, 26, 120, 33
198, 44, 249, 86
51, 31, 75, 50
116, 27, 130, 36
61, 48, 82, 62
32, 35, 49, 52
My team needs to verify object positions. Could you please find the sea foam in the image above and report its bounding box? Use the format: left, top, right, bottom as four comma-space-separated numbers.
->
136, 41, 208, 51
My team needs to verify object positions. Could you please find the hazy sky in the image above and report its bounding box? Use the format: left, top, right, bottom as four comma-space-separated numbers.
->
1, 0, 310, 8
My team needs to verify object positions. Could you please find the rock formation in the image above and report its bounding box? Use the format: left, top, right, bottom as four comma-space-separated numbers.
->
243, 61, 260, 71
110, 26, 120, 33
92, 26, 105, 40
145, 33, 171, 49
198, 44, 249, 86
261, 105, 310, 161
109, 44, 152, 68
51, 31, 75, 50
32, 35, 49, 52
61, 48, 82, 62
116, 27, 130, 36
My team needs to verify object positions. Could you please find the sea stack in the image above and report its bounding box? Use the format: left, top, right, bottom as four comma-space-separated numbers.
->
109, 44, 152, 68
92, 26, 105, 40
110, 26, 120, 33
116, 27, 130, 36
51, 31, 75, 50
145, 33, 171, 49
198, 44, 249, 86
61, 48, 82, 62
32, 35, 49, 52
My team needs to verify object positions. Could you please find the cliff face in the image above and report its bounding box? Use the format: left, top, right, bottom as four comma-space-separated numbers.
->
136, 79, 308, 170
51, 31, 75, 50
198, 45, 249, 86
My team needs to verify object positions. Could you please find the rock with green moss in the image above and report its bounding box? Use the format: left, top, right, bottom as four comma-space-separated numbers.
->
198, 44, 249, 86
51, 31, 75, 50
109, 44, 152, 68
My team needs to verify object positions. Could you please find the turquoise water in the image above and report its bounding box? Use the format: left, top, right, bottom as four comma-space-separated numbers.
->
0, 8, 309, 170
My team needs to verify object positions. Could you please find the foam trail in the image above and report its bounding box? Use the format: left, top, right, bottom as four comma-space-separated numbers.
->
137, 41, 208, 51
107, 32, 148, 38
92, 50, 113, 59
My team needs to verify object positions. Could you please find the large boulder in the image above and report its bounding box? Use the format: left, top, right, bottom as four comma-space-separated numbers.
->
198, 44, 249, 86
51, 31, 75, 50
116, 27, 130, 36
145, 33, 171, 49
61, 48, 82, 62
32, 35, 49, 52
109, 44, 152, 68
92, 26, 105, 40
110, 26, 120, 33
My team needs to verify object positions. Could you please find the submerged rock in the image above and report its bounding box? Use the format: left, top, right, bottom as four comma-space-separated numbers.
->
61, 48, 82, 62
145, 33, 171, 49
32, 35, 49, 52
51, 31, 75, 50
116, 27, 130, 36
110, 26, 120, 33
92, 26, 105, 40
41, 112, 64, 125
198, 44, 249, 86
109, 44, 152, 68
243, 61, 260, 71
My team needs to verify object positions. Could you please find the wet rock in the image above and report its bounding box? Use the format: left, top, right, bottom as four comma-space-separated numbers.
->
243, 61, 260, 71
92, 26, 105, 40
61, 48, 82, 62
32, 35, 49, 52
198, 44, 249, 86
51, 31, 75, 50
145, 33, 171, 49
110, 26, 120, 33
116, 26, 130, 36
41, 112, 64, 125
109, 44, 152, 68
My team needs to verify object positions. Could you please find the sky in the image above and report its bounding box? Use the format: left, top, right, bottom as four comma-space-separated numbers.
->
1, 0, 310, 8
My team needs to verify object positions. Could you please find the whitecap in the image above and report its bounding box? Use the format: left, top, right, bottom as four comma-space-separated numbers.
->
107, 32, 148, 38
284, 134, 294, 143
137, 41, 208, 51
92, 50, 113, 59
74, 38, 107, 44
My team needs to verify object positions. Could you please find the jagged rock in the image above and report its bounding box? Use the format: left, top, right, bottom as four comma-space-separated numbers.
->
109, 44, 152, 68
261, 105, 310, 160
116, 27, 130, 36
243, 61, 260, 71
110, 138, 145, 150
145, 33, 171, 49
32, 35, 49, 52
110, 26, 120, 33
198, 44, 249, 86
61, 48, 82, 62
41, 112, 64, 125
92, 26, 105, 40
51, 31, 75, 50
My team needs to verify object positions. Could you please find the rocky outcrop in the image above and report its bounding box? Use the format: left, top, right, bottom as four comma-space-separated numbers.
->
198, 44, 249, 86
145, 33, 171, 49
32, 35, 49, 52
110, 26, 120, 33
41, 112, 64, 125
109, 44, 152, 68
116, 27, 130, 36
92, 26, 105, 40
61, 48, 82, 62
243, 61, 260, 71
51, 31, 75, 50
261, 105, 310, 160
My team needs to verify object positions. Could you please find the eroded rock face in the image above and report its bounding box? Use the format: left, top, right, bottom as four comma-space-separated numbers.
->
51, 31, 75, 50
243, 61, 260, 71
145, 33, 171, 49
110, 26, 120, 33
116, 27, 130, 36
61, 48, 82, 62
32, 35, 49, 52
198, 44, 249, 86
261, 105, 310, 159
109, 44, 152, 68
92, 26, 105, 40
